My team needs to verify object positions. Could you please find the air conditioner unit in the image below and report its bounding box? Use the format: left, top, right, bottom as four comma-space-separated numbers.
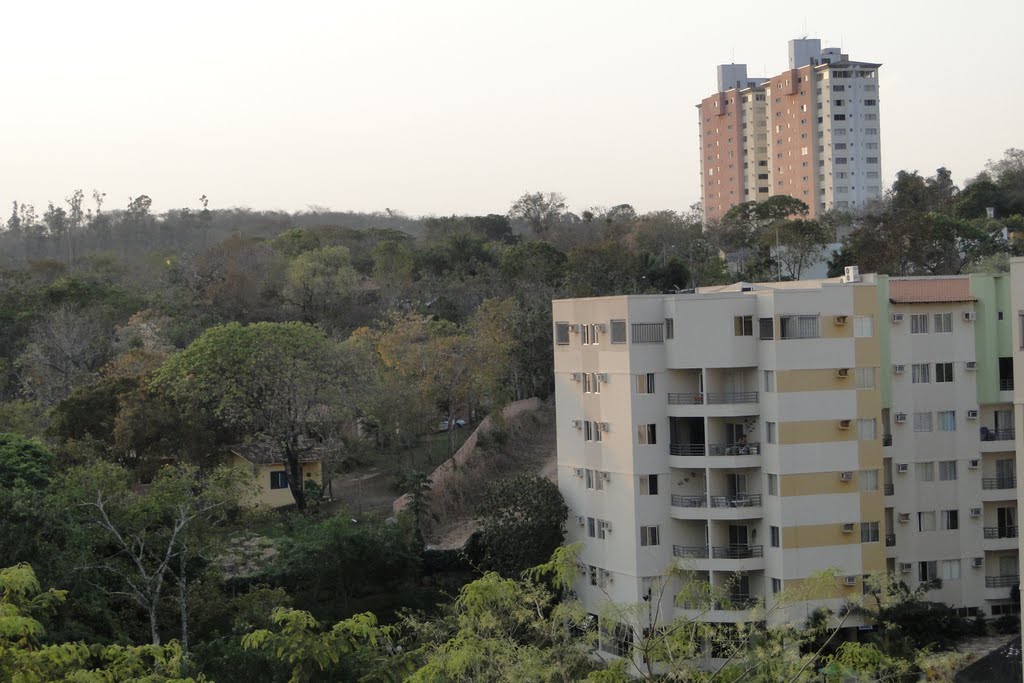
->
896, 463, 909, 474
576, 515, 585, 526
600, 568, 614, 584
834, 315, 848, 325
596, 323, 608, 333
841, 523, 855, 533
842, 266, 861, 283
571, 420, 582, 429
601, 521, 613, 533
840, 471, 853, 482
597, 373, 610, 383
968, 459, 980, 469
600, 471, 611, 482
971, 557, 984, 569
970, 507, 982, 517
895, 412, 908, 424
891, 313, 904, 323
967, 410, 979, 420
898, 513, 910, 523
835, 368, 850, 378
843, 576, 857, 586
964, 311, 976, 322
570, 372, 582, 382
899, 563, 912, 573
838, 419, 852, 430
893, 364, 906, 375
598, 422, 610, 432
569, 324, 580, 333
965, 361, 978, 371
574, 467, 584, 477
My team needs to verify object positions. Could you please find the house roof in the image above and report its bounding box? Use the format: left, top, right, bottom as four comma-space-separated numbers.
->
228, 439, 327, 466
889, 277, 975, 304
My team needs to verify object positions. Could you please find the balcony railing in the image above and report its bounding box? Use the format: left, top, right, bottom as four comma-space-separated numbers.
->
718, 595, 757, 610
670, 443, 707, 456
668, 392, 704, 405
882, 434, 893, 447
671, 494, 707, 508
711, 544, 764, 559
984, 526, 1018, 539
883, 484, 894, 496
885, 534, 896, 547
981, 428, 1016, 442
705, 391, 759, 405
1000, 378, 1015, 391
673, 545, 709, 559
710, 494, 762, 508
985, 574, 1019, 588
709, 442, 761, 456
982, 477, 1017, 490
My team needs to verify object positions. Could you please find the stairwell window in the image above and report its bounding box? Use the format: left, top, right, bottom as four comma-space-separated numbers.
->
637, 424, 657, 445
858, 418, 876, 441
759, 318, 774, 340
640, 475, 659, 495
766, 422, 777, 444
912, 364, 930, 384
665, 318, 674, 340
938, 460, 957, 481
763, 370, 775, 392
935, 362, 954, 383
767, 473, 778, 495
853, 316, 873, 337
855, 367, 875, 389
555, 322, 570, 345
940, 509, 959, 530
779, 315, 820, 339
640, 525, 661, 547
938, 411, 956, 432
610, 320, 627, 344
770, 526, 780, 547
860, 521, 880, 543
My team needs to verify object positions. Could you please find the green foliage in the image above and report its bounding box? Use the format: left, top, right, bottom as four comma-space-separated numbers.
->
0, 432, 54, 489
474, 474, 567, 576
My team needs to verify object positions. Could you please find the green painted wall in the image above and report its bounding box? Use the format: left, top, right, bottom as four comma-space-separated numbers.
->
969, 273, 1012, 404
876, 276, 892, 408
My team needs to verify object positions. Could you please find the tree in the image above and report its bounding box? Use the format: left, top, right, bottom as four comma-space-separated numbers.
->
508, 192, 567, 236
282, 246, 359, 323
0, 432, 54, 488
15, 303, 108, 405
768, 217, 833, 280
474, 474, 567, 576
60, 462, 251, 647
153, 322, 348, 509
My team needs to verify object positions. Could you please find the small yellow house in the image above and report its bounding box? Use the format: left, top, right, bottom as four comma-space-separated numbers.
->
228, 441, 324, 508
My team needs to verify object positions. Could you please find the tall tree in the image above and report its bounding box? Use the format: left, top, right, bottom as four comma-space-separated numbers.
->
508, 192, 567, 236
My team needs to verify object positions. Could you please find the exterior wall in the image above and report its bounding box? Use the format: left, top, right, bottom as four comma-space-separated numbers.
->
1012, 259, 1024, 645
230, 453, 323, 508
699, 92, 745, 222
765, 66, 818, 215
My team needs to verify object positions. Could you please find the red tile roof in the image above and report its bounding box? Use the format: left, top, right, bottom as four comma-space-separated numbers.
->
889, 278, 975, 304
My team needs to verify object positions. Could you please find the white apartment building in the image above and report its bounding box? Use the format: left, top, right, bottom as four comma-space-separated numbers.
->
554, 269, 1018, 659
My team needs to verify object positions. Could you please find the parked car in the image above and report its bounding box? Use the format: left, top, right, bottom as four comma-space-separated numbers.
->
437, 418, 467, 431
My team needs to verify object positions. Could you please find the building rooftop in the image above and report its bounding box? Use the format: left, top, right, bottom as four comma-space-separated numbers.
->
228, 438, 327, 466
889, 277, 975, 304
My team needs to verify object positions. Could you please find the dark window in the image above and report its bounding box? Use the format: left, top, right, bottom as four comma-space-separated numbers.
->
759, 317, 775, 340
935, 362, 954, 383
610, 320, 627, 344
734, 315, 753, 336
665, 318, 674, 340
555, 322, 570, 345
270, 471, 288, 490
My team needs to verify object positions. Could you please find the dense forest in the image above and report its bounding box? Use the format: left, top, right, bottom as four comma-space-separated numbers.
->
1, 148, 1023, 681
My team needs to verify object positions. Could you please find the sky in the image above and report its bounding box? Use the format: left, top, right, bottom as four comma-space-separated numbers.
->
1, 0, 1021, 219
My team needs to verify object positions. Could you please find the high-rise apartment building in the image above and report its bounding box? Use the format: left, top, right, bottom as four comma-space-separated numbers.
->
554, 268, 1017, 661
699, 39, 882, 222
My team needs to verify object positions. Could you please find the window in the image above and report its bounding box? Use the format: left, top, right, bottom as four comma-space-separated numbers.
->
779, 315, 820, 339
585, 469, 604, 490
767, 473, 778, 495
584, 421, 594, 441
766, 422, 777, 444
734, 315, 753, 336
861, 521, 880, 543
631, 323, 664, 343
917, 462, 934, 481
588, 517, 609, 540
555, 322, 570, 345
941, 559, 961, 580
589, 565, 598, 586
640, 474, 659, 495
918, 511, 936, 532
858, 418, 877, 440
270, 471, 288, 490
938, 460, 957, 481
640, 525, 661, 547
864, 99, 877, 106
610, 320, 626, 344
637, 424, 657, 445
866, 156, 879, 164
592, 421, 602, 442
763, 370, 775, 392
854, 316, 873, 337
860, 469, 879, 491
913, 412, 932, 432
759, 317, 775, 340
919, 560, 937, 582
910, 314, 929, 334
591, 373, 601, 394
581, 324, 591, 345
940, 509, 959, 530
771, 578, 782, 594
935, 362, 954, 383
582, 373, 593, 393
635, 373, 655, 394
855, 367, 876, 389
834, 114, 846, 121
938, 411, 956, 432
1020, 312, 1024, 349
665, 318, 674, 340
912, 363, 931, 384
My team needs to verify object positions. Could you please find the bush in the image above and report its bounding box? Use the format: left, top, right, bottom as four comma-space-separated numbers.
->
993, 614, 1020, 635
474, 474, 567, 576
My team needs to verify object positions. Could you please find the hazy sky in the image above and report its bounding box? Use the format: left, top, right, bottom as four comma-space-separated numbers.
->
2, 0, 1021, 218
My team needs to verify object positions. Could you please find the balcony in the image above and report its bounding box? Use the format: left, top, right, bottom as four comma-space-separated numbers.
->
673, 545, 709, 559
982, 477, 1017, 490
667, 391, 759, 418
980, 428, 1015, 442
668, 392, 704, 405
712, 544, 763, 559
709, 442, 761, 456
710, 494, 762, 508
705, 391, 759, 405
985, 574, 1019, 588
885, 534, 896, 547
984, 526, 1018, 539
884, 484, 894, 496
718, 595, 757, 610
670, 443, 707, 456
1000, 378, 1015, 391
671, 494, 707, 508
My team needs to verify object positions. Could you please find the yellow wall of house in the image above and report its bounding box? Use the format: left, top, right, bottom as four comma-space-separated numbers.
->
779, 419, 857, 444
230, 454, 323, 508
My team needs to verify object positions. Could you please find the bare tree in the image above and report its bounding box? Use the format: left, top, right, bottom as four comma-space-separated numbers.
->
16, 304, 107, 405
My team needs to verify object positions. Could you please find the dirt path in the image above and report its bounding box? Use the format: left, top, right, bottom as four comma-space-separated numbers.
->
326, 469, 400, 517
